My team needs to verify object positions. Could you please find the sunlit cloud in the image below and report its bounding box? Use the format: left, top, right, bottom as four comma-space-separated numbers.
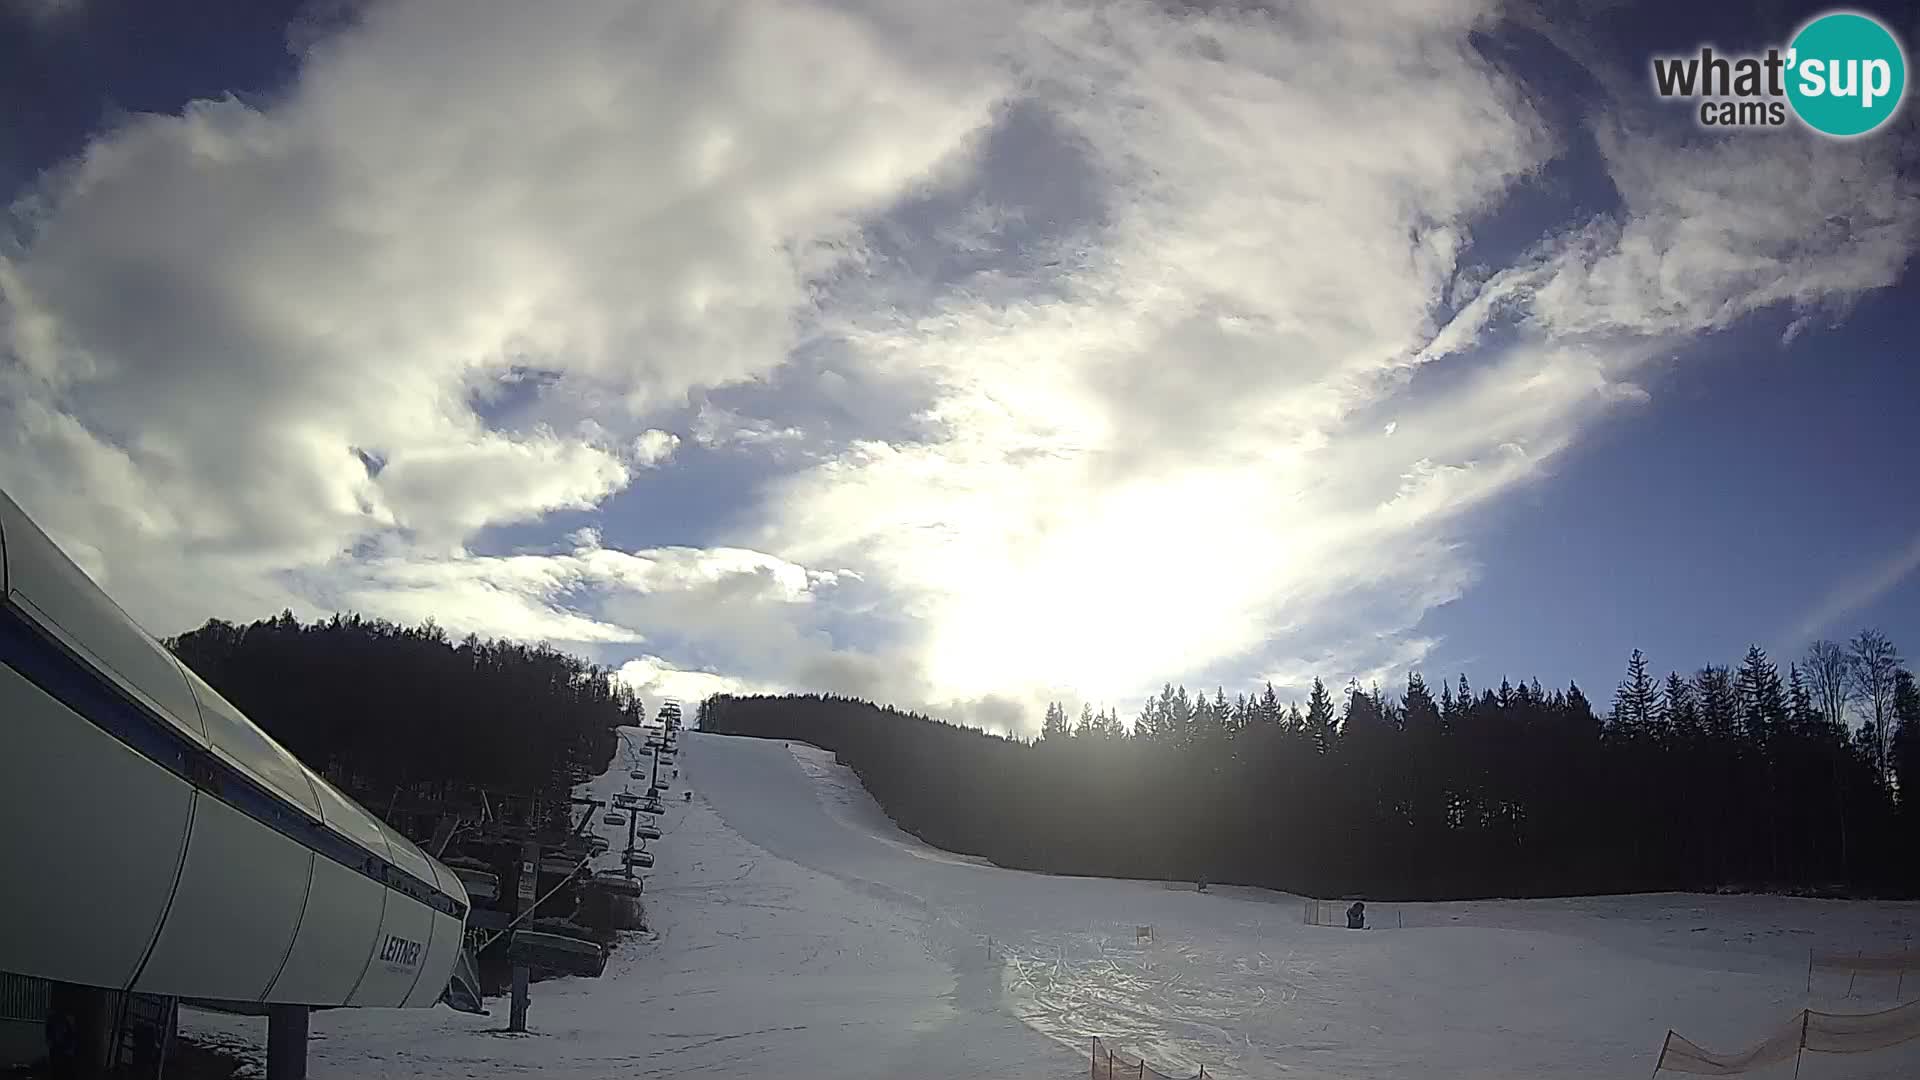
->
632, 429, 682, 468
2, 0, 1913, 730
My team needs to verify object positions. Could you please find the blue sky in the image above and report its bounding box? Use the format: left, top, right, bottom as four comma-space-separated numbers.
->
2, 0, 1915, 731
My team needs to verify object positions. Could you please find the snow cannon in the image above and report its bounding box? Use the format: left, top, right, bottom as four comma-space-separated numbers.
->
0, 487, 471, 1010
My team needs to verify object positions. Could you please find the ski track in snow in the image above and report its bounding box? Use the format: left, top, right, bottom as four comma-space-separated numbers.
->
181, 729, 1920, 1079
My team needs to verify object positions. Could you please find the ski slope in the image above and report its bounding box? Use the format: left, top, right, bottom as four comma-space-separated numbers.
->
184, 729, 1920, 1078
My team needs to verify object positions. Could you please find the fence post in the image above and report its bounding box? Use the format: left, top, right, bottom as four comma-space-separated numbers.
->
1791, 1011, 1808, 1080
1091, 1037, 1098, 1080
1900, 935, 1912, 1001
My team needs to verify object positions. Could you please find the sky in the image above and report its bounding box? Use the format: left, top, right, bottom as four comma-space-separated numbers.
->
2, 0, 1917, 735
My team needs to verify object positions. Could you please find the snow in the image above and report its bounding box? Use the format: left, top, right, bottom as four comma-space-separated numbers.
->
182, 729, 1920, 1078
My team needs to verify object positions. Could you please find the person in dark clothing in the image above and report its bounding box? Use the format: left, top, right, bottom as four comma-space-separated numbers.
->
1346, 901, 1366, 929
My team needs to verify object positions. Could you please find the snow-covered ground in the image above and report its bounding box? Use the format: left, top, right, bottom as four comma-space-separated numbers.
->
184, 729, 1920, 1078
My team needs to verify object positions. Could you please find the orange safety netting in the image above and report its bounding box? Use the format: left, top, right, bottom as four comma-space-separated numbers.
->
1809, 949, 1920, 975
1089, 1036, 1210, 1080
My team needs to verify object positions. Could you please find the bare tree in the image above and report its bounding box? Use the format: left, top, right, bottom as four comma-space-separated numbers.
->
1848, 629, 1901, 779
1804, 639, 1852, 732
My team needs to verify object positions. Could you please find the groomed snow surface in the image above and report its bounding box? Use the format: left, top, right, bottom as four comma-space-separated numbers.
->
184, 730, 1920, 1078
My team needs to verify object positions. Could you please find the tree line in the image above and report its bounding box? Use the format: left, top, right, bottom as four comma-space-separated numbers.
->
167, 611, 639, 819
698, 630, 1920, 900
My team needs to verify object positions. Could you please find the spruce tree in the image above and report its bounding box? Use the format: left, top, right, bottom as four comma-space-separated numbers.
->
1304, 677, 1335, 754
1169, 685, 1195, 749
1786, 664, 1816, 736
1891, 669, 1920, 803
1736, 646, 1786, 748
1404, 672, 1441, 735
1041, 701, 1069, 741
1696, 666, 1737, 742
1611, 649, 1660, 739
1259, 682, 1282, 728
1664, 672, 1698, 739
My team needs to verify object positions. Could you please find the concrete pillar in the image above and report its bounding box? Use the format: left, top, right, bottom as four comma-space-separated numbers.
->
42, 982, 116, 1079
266, 1005, 308, 1080
509, 964, 530, 1032
509, 836, 538, 1033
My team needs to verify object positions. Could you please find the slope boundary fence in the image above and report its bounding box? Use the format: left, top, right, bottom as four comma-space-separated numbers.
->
1090, 1036, 1210, 1079
1652, 997, 1920, 1075
1302, 898, 1402, 929
1806, 946, 1919, 999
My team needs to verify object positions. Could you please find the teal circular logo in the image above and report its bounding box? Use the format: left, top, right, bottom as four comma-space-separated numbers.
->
1786, 12, 1907, 137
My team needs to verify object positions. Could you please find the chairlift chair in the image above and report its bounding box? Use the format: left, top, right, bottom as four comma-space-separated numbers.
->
603, 812, 626, 826
623, 850, 654, 869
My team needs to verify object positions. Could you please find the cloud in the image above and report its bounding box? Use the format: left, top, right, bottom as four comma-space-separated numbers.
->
748, 2, 1912, 713
6, 0, 84, 25
4, 0, 1915, 734
689, 399, 809, 455
1, 0, 999, 632
332, 553, 645, 645
613, 655, 776, 709
1786, 530, 1920, 645
632, 429, 681, 467
1445, 124, 1917, 345
751, 0, 1610, 706
318, 530, 912, 711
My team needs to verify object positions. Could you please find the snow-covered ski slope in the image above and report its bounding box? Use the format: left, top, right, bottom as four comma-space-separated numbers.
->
185, 729, 1920, 1078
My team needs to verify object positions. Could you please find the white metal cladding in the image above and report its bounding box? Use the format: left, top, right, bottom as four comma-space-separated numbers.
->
399, 911, 450, 1009
266, 855, 387, 1005
347, 888, 435, 1008
404, 863, 468, 1008
0, 484, 469, 1010
178, 664, 324, 817
379, 821, 439, 892
132, 796, 315, 1001
0, 491, 208, 748
309, 772, 394, 857
0, 665, 194, 990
